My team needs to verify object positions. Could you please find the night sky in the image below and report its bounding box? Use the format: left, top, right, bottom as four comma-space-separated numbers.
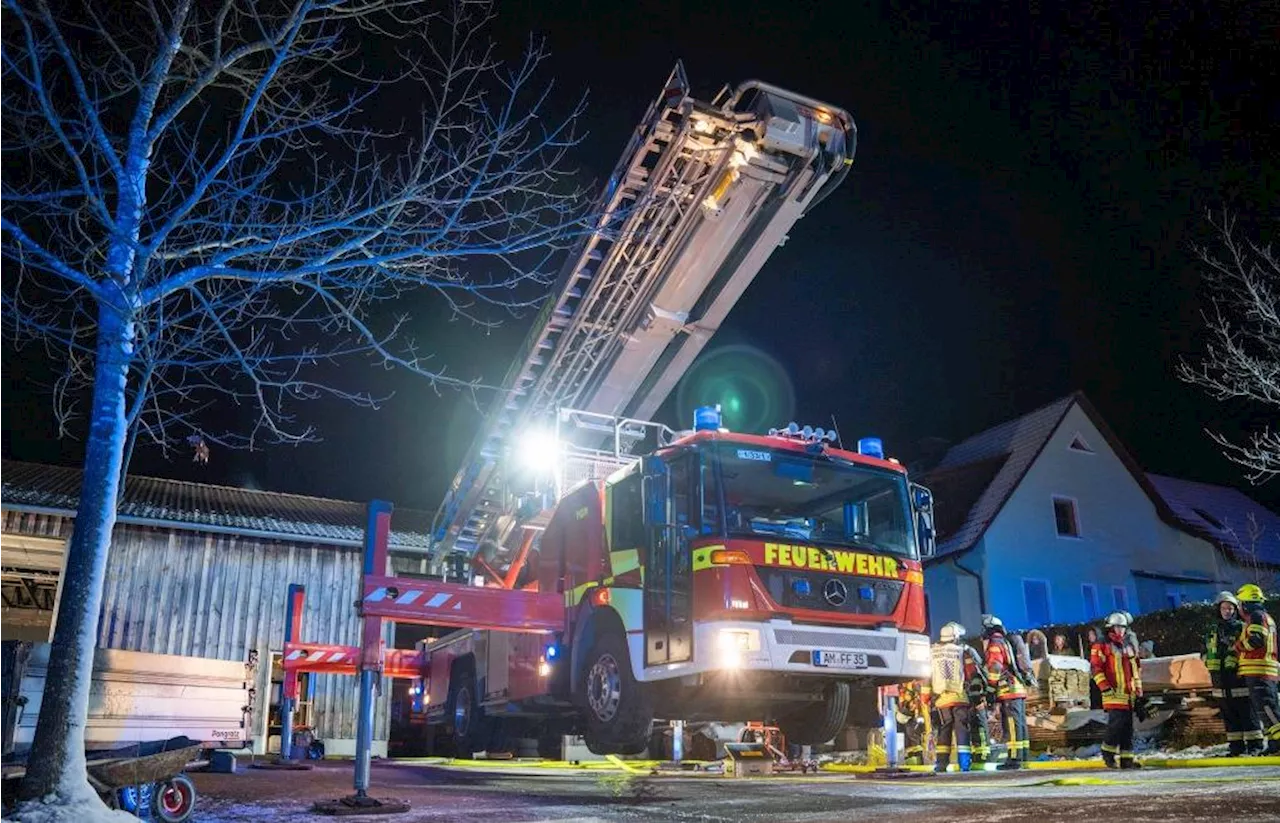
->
3, 0, 1278, 509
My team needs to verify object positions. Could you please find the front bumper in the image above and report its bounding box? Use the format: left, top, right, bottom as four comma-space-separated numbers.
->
636, 619, 931, 683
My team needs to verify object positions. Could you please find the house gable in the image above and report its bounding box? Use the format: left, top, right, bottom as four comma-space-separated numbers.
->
981, 402, 1221, 627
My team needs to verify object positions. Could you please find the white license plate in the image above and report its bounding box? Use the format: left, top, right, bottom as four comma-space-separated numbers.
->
811, 650, 868, 669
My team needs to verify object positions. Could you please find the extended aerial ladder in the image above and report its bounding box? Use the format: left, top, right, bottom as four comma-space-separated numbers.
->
429, 62, 856, 572
275, 65, 857, 806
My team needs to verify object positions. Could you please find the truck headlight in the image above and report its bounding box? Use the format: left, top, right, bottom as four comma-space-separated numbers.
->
718, 629, 758, 652
906, 638, 931, 663
718, 629, 759, 669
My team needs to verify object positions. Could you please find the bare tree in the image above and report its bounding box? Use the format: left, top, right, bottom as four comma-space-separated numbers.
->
2, 0, 585, 811
1177, 211, 1280, 484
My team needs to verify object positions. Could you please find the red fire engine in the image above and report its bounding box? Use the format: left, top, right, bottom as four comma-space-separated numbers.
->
421, 407, 934, 755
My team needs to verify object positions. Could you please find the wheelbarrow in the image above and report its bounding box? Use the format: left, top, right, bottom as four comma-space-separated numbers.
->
3, 737, 201, 821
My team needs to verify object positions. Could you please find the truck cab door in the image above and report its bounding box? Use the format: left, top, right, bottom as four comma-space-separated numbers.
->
643, 453, 695, 667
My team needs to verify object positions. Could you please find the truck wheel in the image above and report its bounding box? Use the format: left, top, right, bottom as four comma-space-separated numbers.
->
777, 681, 850, 746
446, 664, 489, 757
581, 627, 652, 755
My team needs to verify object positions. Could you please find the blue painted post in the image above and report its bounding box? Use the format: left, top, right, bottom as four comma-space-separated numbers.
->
354, 500, 393, 797
280, 583, 305, 762
672, 720, 684, 763
884, 694, 900, 767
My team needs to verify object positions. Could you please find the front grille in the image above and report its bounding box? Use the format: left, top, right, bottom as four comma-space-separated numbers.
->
758, 567, 904, 617
774, 628, 898, 652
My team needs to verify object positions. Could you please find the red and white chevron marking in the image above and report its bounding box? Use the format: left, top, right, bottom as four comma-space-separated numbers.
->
284, 648, 353, 664
364, 587, 462, 610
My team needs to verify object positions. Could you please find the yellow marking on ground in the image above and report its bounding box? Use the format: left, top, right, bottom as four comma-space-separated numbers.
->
606, 755, 647, 773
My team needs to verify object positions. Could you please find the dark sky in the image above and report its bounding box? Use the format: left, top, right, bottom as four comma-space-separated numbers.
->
4, 0, 1278, 509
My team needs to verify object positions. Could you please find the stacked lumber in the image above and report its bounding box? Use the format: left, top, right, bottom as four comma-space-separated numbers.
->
1140, 653, 1210, 692
1026, 654, 1092, 710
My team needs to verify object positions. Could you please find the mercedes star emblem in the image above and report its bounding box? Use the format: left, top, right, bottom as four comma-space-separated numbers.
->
823, 578, 848, 606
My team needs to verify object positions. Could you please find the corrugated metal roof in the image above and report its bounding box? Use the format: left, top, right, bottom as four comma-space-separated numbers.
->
923, 394, 1077, 557
0, 460, 432, 550
1146, 473, 1280, 567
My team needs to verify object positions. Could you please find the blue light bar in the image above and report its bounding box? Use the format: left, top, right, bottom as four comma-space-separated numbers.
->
694, 405, 723, 432
858, 437, 884, 459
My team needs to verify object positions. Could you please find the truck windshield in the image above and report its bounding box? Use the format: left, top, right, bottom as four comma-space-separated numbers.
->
712, 443, 915, 559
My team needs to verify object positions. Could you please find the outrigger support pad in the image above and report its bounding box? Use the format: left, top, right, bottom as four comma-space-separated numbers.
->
312, 795, 410, 816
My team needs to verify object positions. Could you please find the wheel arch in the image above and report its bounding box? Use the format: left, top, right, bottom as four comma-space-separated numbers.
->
569, 602, 626, 700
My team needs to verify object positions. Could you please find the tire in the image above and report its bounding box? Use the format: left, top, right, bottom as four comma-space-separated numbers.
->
580, 626, 653, 755
446, 663, 489, 757
151, 774, 197, 823
776, 681, 850, 746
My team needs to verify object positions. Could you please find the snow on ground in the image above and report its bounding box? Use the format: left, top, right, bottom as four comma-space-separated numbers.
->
3, 785, 138, 823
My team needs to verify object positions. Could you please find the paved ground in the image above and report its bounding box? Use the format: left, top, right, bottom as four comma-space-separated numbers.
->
192, 760, 1280, 822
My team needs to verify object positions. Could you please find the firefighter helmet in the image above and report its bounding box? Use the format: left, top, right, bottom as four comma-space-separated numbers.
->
939, 622, 965, 643
1214, 590, 1240, 607
1105, 612, 1128, 628
981, 614, 1004, 632
1237, 583, 1266, 604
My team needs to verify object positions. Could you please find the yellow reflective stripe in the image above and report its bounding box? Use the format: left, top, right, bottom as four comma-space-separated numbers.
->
610, 549, 640, 576
691, 544, 726, 572
904, 570, 924, 584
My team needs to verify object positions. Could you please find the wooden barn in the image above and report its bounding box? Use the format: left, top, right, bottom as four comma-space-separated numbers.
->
0, 459, 434, 757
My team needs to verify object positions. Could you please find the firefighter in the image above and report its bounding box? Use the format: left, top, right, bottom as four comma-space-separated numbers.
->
1091, 611, 1145, 769
967, 651, 994, 766
1204, 591, 1264, 755
923, 622, 976, 772
896, 680, 929, 765
982, 615, 1030, 770
1235, 583, 1280, 754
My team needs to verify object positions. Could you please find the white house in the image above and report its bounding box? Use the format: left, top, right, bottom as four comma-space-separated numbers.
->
921, 392, 1279, 632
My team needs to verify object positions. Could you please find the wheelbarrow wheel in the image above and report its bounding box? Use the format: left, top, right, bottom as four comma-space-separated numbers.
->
151, 774, 196, 822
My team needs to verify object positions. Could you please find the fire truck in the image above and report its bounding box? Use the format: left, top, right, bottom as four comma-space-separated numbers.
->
422, 408, 934, 755
280, 64, 934, 768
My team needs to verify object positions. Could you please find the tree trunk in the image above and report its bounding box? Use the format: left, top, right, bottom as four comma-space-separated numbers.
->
19, 303, 134, 802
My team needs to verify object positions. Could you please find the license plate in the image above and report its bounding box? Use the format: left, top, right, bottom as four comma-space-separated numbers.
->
811, 650, 868, 669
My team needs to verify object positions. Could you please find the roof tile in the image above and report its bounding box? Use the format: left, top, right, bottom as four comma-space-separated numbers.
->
1, 460, 432, 550
1146, 473, 1280, 567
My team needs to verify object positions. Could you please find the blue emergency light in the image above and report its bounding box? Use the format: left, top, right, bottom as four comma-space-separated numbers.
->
858, 437, 884, 459
545, 643, 559, 661
694, 405, 723, 432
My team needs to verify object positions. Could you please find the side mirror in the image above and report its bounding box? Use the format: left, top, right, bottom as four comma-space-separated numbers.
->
911, 483, 936, 558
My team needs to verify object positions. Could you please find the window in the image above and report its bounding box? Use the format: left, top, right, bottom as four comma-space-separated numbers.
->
1081, 583, 1100, 620
1053, 497, 1080, 537
1166, 587, 1187, 609
1023, 579, 1052, 627
609, 472, 644, 551
1068, 433, 1094, 454
715, 443, 915, 557
1112, 586, 1129, 612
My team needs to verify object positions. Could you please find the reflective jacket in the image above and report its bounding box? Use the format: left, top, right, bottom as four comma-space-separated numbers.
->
1091, 635, 1143, 710
984, 633, 1028, 701
1204, 618, 1244, 690
924, 642, 977, 709
896, 680, 925, 724
1237, 607, 1279, 680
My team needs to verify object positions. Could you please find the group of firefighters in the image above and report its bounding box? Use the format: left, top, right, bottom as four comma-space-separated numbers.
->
895, 583, 1279, 772
897, 613, 1040, 773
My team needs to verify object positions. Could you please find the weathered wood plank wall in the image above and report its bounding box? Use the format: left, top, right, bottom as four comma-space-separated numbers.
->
2, 510, 391, 743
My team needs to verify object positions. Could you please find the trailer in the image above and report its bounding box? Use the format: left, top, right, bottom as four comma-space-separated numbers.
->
3, 641, 254, 756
